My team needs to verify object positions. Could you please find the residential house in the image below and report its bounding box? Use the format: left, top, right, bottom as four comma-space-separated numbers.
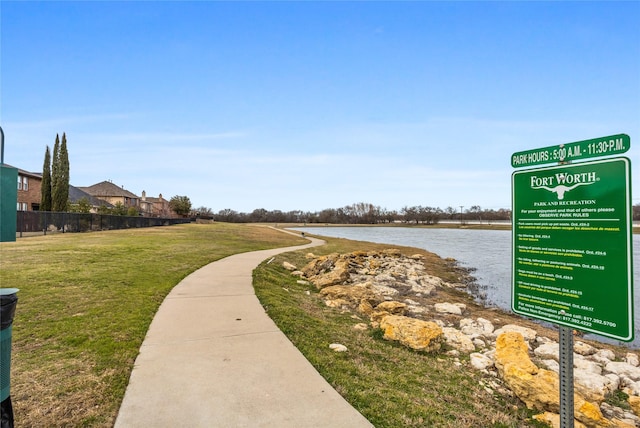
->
142, 192, 174, 218
139, 191, 154, 217
68, 185, 113, 213
79, 181, 140, 211
17, 169, 42, 211
13, 169, 176, 218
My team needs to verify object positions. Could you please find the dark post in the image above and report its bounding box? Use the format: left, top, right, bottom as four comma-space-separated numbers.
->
1, 288, 19, 428
0, 126, 4, 165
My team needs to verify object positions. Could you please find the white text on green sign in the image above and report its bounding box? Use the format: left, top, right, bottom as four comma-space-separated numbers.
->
511, 157, 633, 341
511, 134, 630, 168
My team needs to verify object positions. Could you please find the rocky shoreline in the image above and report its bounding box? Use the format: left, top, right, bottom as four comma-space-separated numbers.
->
283, 249, 640, 428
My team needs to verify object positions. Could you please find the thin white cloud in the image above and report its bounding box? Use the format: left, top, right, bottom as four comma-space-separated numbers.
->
75, 131, 247, 143
6, 113, 136, 129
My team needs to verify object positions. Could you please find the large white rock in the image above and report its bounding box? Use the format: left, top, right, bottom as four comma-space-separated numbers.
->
329, 343, 348, 352
442, 327, 475, 353
282, 261, 297, 271
472, 338, 487, 349
459, 317, 495, 336
623, 379, 640, 396
605, 361, 640, 381
605, 374, 621, 391
409, 278, 437, 296
574, 369, 617, 402
493, 324, 537, 342
574, 357, 602, 375
574, 341, 596, 356
434, 302, 465, 315
534, 342, 559, 360
626, 353, 640, 367
592, 349, 616, 365
371, 283, 400, 297
470, 352, 494, 371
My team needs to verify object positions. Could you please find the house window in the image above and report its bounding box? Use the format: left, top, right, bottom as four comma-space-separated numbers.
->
17, 176, 28, 191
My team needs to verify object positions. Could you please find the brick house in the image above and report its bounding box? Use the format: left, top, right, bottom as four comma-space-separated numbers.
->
17, 169, 42, 211
141, 191, 174, 218
78, 181, 140, 210
139, 191, 154, 216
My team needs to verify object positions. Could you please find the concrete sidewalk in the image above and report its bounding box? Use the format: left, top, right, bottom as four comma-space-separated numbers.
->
114, 234, 373, 427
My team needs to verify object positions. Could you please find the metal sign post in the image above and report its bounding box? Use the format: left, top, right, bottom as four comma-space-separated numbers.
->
559, 326, 574, 427
511, 134, 633, 427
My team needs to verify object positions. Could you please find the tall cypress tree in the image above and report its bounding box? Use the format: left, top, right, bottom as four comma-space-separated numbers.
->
50, 133, 70, 212
41, 145, 52, 211
58, 132, 69, 210
51, 134, 60, 211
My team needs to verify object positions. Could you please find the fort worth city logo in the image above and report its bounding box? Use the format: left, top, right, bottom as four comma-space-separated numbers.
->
530, 171, 598, 200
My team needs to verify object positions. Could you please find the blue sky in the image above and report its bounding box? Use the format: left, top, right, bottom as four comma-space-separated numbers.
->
1, 1, 639, 213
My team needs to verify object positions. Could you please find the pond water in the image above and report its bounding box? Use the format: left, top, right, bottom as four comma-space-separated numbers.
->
292, 226, 640, 349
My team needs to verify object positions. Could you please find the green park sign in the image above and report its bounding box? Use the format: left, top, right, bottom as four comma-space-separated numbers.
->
511, 133, 630, 168
512, 157, 633, 341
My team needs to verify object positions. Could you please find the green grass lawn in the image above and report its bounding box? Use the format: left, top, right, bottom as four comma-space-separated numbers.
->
0, 223, 304, 427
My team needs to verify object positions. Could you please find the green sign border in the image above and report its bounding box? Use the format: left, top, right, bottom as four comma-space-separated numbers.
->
511, 134, 630, 168
511, 157, 634, 341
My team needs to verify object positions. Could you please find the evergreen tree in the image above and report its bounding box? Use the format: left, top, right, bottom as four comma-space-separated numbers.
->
51, 133, 70, 211
40, 145, 52, 211
51, 134, 61, 211
169, 195, 192, 217
59, 133, 70, 209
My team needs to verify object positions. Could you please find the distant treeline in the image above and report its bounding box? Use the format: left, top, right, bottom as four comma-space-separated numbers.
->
194, 203, 515, 224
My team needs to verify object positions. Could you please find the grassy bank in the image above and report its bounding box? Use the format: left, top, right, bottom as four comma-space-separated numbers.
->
0, 223, 304, 427
253, 236, 551, 427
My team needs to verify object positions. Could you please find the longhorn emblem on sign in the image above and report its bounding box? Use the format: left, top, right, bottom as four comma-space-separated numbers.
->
531, 180, 595, 200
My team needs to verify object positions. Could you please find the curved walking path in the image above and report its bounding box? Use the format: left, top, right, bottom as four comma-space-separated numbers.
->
115, 233, 373, 428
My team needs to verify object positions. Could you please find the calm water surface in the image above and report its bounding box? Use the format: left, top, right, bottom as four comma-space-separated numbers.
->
293, 226, 640, 348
